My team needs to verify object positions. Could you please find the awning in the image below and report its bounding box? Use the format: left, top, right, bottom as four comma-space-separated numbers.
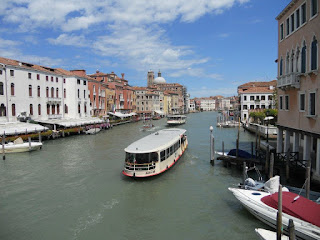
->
108, 112, 134, 119
154, 110, 165, 115
36, 117, 104, 127
0, 122, 49, 135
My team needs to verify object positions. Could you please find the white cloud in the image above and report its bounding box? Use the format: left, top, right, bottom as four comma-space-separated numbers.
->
48, 34, 89, 47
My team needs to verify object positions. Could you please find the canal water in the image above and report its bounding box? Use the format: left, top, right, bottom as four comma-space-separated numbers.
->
0, 111, 268, 240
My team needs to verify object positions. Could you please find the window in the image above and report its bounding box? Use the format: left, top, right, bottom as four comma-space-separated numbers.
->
250, 96, 254, 101
243, 105, 247, 110
52, 105, 55, 114
46, 87, 49, 97
309, 92, 316, 116
46, 76, 48, 81
250, 105, 254, 109
84, 90, 86, 98
28, 73, 32, 79
0, 104, 6, 116
11, 83, 14, 96
280, 57, 283, 76
37, 74, 40, 80
0, 82, 3, 95
311, 0, 318, 17
78, 104, 81, 114
280, 23, 284, 40
77, 79, 80, 84
12, 104, 16, 116
47, 104, 50, 115
286, 18, 290, 35
0, 70, 2, 75
279, 96, 283, 110
51, 87, 54, 97
302, 3, 306, 24
285, 95, 289, 110
261, 105, 265, 109
243, 95, 247, 101
56, 77, 58, 82
83, 81, 86, 85
296, 8, 300, 28
290, 14, 294, 32
64, 88, 66, 98
65, 104, 68, 113
261, 95, 265, 100
29, 85, 32, 97
63, 78, 66, 83
78, 89, 80, 98
57, 104, 60, 114
299, 93, 305, 111
56, 88, 59, 98
301, 43, 306, 73
51, 76, 53, 82
10, 70, 14, 76
30, 104, 33, 115
38, 104, 41, 115
84, 104, 87, 113
37, 86, 40, 97
311, 37, 318, 71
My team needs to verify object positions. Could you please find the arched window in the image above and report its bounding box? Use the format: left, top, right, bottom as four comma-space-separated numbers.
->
38, 104, 41, 115
301, 42, 306, 73
51, 87, 54, 98
56, 88, 59, 98
52, 105, 55, 114
78, 89, 80, 98
84, 103, 87, 113
29, 85, 32, 97
11, 83, 14, 96
29, 104, 33, 115
37, 86, 41, 97
57, 104, 60, 114
0, 82, 3, 95
78, 104, 81, 114
279, 57, 283, 76
12, 104, 15, 116
311, 36, 318, 71
291, 51, 294, 73
46, 87, 49, 97
47, 104, 50, 115
64, 88, 66, 98
285, 53, 290, 74
296, 47, 300, 72
0, 104, 6, 116
64, 104, 68, 113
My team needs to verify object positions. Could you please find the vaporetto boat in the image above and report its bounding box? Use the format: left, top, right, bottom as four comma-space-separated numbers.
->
166, 115, 186, 126
122, 128, 188, 177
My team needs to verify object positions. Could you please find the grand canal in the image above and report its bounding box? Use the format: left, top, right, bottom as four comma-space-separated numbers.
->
0, 111, 268, 240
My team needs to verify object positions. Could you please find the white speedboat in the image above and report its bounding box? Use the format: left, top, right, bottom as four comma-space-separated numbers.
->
229, 187, 320, 240
0, 137, 42, 153
85, 128, 101, 135
123, 128, 188, 178
166, 115, 186, 126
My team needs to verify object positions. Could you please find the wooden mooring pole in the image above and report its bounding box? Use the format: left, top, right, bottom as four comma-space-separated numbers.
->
277, 184, 283, 240
2, 132, 5, 160
286, 148, 290, 182
242, 162, 247, 185
306, 160, 311, 200
269, 151, 274, 179
210, 126, 214, 165
288, 219, 296, 240
265, 145, 270, 175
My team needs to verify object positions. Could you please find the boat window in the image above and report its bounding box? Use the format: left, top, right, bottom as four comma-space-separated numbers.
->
151, 152, 158, 162
126, 153, 135, 163
170, 146, 174, 155
166, 148, 170, 158
160, 150, 165, 161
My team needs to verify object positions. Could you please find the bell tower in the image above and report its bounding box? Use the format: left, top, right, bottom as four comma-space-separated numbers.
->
147, 70, 154, 87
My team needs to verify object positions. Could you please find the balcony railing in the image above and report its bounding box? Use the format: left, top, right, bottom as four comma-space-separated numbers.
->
277, 72, 300, 89
48, 114, 62, 119
47, 97, 62, 103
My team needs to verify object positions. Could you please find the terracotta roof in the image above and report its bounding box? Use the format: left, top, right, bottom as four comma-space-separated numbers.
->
238, 80, 276, 88
238, 86, 275, 94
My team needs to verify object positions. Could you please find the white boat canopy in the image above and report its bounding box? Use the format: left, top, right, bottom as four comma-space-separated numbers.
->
154, 110, 165, 115
108, 112, 136, 119
0, 122, 49, 135
36, 117, 104, 127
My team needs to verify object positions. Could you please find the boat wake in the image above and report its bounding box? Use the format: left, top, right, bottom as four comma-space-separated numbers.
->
72, 199, 119, 239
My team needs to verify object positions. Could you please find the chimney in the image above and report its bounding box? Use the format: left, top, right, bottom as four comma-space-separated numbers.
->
121, 73, 124, 79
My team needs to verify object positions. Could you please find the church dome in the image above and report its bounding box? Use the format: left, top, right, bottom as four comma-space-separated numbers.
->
154, 76, 166, 84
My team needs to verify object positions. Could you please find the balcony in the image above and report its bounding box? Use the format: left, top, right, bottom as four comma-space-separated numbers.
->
277, 72, 300, 89
47, 97, 62, 104
48, 114, 62, 119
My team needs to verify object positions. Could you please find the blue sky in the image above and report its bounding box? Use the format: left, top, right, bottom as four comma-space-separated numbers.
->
0, 0, 291, 98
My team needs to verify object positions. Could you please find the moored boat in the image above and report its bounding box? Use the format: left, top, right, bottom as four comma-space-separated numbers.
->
0, 137, 43, 153
122, 128, 188, 177
228, 187, 320, 240
166, 115, 186, 126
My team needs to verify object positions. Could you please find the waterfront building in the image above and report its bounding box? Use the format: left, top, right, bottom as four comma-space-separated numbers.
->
200, 97, 216, 111
163, 92, 171, 115
0, 57, 91, 122
276, 0, 320, 181
237, 80, 277, 122
189, 99, 196, 112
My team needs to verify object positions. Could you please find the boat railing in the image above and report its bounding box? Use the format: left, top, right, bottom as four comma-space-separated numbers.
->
124, 162, 156, 171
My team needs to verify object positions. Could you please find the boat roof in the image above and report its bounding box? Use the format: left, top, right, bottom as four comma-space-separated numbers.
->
167, 115, 186, 118
125, 128, 186, 153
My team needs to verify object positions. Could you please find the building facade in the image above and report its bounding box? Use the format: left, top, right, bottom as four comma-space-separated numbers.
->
276, 0, 320, 180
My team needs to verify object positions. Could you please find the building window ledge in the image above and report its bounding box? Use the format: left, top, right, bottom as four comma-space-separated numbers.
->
305, 114, 317, 119
307, 70, 318, 76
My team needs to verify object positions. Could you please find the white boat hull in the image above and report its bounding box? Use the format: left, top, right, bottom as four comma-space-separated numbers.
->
229, 188, 320, 240
85, 128, 101, 135
167, 120, 186, 125
255, 228, 289, 240
0, 142, 43, 153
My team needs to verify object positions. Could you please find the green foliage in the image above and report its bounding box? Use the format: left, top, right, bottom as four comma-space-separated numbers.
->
249, 111, 266, 123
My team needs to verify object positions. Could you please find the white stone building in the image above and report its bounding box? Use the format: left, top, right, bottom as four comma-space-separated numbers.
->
0, 57, 92, 123
200, 98, 216, 111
